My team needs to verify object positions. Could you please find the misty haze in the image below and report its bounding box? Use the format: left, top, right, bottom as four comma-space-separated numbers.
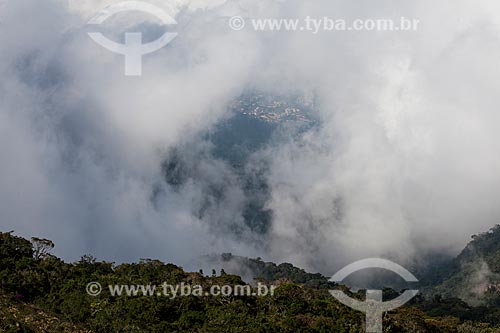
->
1, 0, 500, 332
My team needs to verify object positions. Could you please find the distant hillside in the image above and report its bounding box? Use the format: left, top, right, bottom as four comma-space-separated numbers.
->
426, 225, 500, 306
206, 253, 332, 288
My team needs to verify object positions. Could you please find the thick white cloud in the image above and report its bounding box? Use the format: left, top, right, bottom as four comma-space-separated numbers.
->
1, 0, 500, 273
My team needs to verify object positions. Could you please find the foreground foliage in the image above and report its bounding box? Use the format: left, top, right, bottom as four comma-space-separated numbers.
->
0, 232, 499, 332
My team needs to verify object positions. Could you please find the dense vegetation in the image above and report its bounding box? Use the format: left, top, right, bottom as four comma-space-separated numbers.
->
1, 231, 499, 332
424, 224, 500, 307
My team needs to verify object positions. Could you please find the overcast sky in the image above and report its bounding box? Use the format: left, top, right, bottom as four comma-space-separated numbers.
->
1, 0, 500, 273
